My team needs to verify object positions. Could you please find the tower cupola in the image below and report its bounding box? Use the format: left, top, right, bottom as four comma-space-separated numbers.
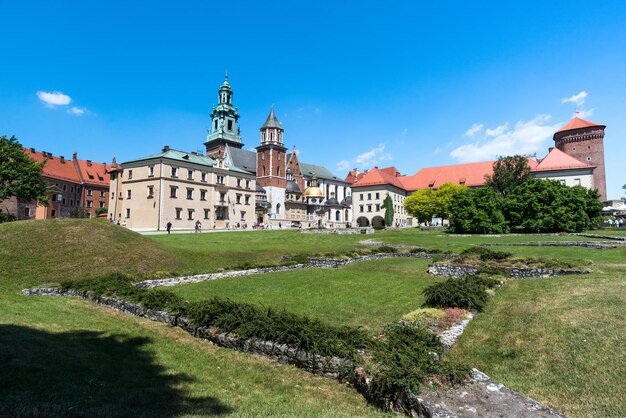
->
260, 106, 284, 145
205, 72, 243, 157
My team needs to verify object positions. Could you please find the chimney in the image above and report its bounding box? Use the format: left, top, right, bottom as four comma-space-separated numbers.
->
162, 145, 170, 152
30, 147, 35, 153
87, 160, 92, 167
60, 156, 65, 163
73, 152, 78, 160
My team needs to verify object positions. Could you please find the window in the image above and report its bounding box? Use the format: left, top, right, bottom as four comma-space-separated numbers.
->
149, 166, 155, 177
24, 207, 31, 217
215, 207, 226, 220
200, 190, 207, 201
99, 191, 105, 197
559, 180, 566, 185
87, 189, 93, 196
367, 193, 371, 200
88, 174, 94, 180
126, 190, 132, 199
219, 192, 226, 203
188, 209, 194, 220
62, 198, 66, 205
574, 178, 581, 186
70, 199, 73, 206
360, 193, 364, 201
87, 200, 93, 208
245, 180, 250, 189
170, 186, 178, 198
175, 208, 182, 219
228, 120, 233, 131
147, 186, 154, 198
360, 205, 364, 213
237, 178, 241, 187
99, 202, 105, 208
204, 209, 210, 219
187, 169, 194, 180
201, 172, 207, 182
171, 167, 178, 177
587, 157, 591, 161
240, 211, 246, 220
245, 195, 250, 205
376, 204, 380, 211
368, 205, 372, 212
70, 186, 74, 193
63, 185, 67, 191
186, 188, 193, 200
261, 153, 265, 161
51, 210, 56, 217
375, 192, 379, 199
236, 194, 242, 204
216, 175, 225, 184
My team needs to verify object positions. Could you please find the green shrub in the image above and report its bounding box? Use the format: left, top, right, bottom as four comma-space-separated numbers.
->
140, 289, 187, 313
422, 275, 498, 312
368, 324, 469, 398
460, 246, 512, 261
0, 211, 17, 223
372, 225, 385, 230
95, 207, 108, 216
401, 308, 446, 323
282, 254, 310, 265
61, 273, 142, 302
409, 247, 444, 254
373, 246, 397, 254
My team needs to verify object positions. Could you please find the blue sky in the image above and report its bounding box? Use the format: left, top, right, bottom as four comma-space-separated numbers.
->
1, 1, 625, 198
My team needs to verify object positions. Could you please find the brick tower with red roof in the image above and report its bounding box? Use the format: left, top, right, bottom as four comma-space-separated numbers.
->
553, 117, 607, 200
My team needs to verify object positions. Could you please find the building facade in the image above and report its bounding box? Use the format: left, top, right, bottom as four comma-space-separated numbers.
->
109, 147, 256, 231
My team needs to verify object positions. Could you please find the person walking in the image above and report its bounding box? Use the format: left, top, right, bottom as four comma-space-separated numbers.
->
166, 221, 172, 234
195, 220, 202, 233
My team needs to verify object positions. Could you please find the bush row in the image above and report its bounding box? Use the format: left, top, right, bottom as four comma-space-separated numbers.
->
422, 275, 499, 312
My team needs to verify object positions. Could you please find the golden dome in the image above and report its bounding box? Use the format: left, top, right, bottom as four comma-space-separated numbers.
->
304, 185, 324, 198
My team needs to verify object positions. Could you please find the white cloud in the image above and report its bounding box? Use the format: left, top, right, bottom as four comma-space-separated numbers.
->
37, 91, 72, 107
355, 144, 392, 167
574, 108, 595, 119
450, 115, 561, 163
336, 160, 350, 171
401, 128, 408, 136
465, 123, 483, 137
68, 106, 86, 116
561, 91, 588, 106
485, 122, 509, 137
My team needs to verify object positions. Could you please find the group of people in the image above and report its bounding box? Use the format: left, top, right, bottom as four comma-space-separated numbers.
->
606, 218, 624, 228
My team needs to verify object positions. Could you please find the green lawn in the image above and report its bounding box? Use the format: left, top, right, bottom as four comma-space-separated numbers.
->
171, 258, 441, 333
0, 220, 388, 417
2, 219, 625, 417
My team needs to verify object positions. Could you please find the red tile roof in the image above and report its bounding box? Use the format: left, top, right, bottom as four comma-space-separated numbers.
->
26, 149, 82, 183
557, 117, 604, 133
532, 147, 594, 171
400, 161, 498, 191
74, 156, 111, 187
352, 167, 405, 189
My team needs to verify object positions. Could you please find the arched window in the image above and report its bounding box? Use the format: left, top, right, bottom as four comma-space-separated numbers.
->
277, 166, 281, 176
335, 210, 340, 221
262, 166, 266, 176
276, 203, 281, 216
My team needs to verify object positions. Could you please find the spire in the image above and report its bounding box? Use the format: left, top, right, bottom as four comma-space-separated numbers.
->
261, 106, 283, 131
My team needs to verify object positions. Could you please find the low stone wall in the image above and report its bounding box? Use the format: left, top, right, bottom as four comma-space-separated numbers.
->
573, 233, 626, 241
137, 252, 453, 289
300, 228, 375, 235
22, 287, 351, 379
428, 263, 591, 278
480, 241, 625, 249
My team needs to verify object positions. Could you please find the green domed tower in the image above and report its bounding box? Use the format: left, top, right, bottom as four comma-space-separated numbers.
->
205, 73, 244, 158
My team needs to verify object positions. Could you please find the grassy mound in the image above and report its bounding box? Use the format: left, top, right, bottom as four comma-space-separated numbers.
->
0, 219, 182, 290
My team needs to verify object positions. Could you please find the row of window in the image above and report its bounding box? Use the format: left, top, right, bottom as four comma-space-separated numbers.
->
122, 187, 252, 205
122, 208, 247, 222
126, 167, 251, 188
55, 183, 103, 197
358, 204, 405, 215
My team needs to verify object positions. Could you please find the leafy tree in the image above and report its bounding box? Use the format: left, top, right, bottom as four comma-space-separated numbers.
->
95, 207, 108, 216
484, 155, 532, 196
449, 187, 509, 234
0, 135, 48, 207
382, 193, 394, 227
505, 179, 602, 232
404, 188, 436, 224
432, 182, 467, 219
404, 183, 467, 224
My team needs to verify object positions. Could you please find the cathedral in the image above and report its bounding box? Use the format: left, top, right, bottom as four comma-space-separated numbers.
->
204, 75, 352, 227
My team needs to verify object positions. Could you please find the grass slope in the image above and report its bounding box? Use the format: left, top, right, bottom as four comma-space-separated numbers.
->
172, 258, 441, 333
0, 220, 387, 417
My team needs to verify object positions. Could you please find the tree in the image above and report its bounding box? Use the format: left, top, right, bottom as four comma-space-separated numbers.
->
432, 182, 468, 219
404, 183, 467, 225
449, 187, 509, 234
504, 179, 602, 233
0, 136, 48, 207
382, 193, 394, 227
404, 188, 436, 224
484, 155, 532, 196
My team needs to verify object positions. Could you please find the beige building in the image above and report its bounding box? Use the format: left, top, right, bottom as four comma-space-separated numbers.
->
109, 146, 256, 231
